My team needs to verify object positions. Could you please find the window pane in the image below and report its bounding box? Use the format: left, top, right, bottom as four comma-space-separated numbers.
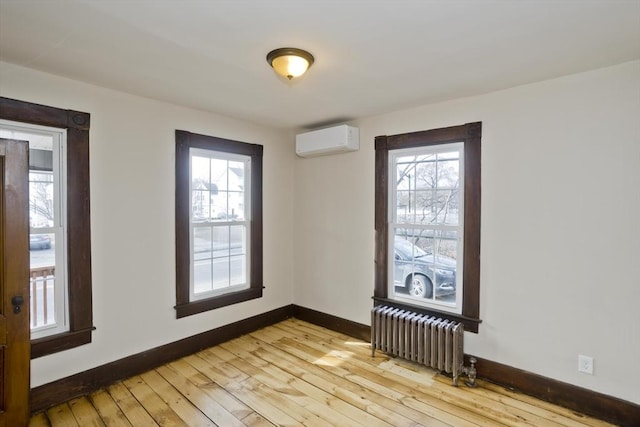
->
210, 158, 228, 191
193, 226, 213, 294
193, 226, 213, 260
211, 255, 230, 289
228, 160, 245, 219
436, 158, 459, 188
212, 191, 228, 221
192, 156, 210, 186
192, 189, 210, 221
29, 172, 54, 228
435, 189, 459, 225
192, 223, 249, 296
230, 255, 246, 286
395, 190, 411, 223
414, 159, 436, 190
211, 225, 231, 257
413, 190, 436, 225
194, 258, 213, 294
229, 225, 245, 256
211, 158, 227, 221
392, 228, 457, 305
29, 233, 56, 329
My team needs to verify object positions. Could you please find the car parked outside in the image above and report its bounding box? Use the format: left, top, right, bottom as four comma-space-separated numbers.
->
30, 234, 51, 250
393, 236, 456, 299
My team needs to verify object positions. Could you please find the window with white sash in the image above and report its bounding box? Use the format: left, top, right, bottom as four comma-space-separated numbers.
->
374, 122, 481, 332
0, 97, 94, 357
190, 148, 251, 301
389, 144, 464, 313
0, 121, 69, 339
175, 130, 263, 318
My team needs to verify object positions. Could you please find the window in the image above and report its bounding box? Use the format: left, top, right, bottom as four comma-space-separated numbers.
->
0, 97, 93, 357
0, 123, 68, 340
390, 144, 464, 312
374, 122, 481, 332
175, 130, 263, 318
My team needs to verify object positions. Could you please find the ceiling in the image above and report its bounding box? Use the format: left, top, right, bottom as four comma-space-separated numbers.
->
1, 0, 639, 130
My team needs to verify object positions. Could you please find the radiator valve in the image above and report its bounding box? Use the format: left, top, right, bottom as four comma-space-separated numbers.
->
464, 357, 477, 387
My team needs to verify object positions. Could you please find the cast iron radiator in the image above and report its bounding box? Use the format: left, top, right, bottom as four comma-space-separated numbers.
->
370, 305, 470, 386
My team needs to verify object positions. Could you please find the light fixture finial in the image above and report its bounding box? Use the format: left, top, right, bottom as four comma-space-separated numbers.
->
266, 47, 314, 80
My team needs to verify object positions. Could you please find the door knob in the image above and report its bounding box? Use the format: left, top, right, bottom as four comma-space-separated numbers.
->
11, 295, 24, 314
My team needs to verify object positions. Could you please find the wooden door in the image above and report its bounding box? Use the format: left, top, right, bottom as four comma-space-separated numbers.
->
0, 138, 30, 426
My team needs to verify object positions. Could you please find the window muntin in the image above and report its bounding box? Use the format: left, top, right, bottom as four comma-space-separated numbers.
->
190, 148, 251, 301
0, 121, 69, 338
389, 144, 464, 313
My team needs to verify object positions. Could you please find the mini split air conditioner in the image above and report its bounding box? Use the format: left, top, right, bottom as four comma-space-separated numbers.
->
295, 125, 359, 157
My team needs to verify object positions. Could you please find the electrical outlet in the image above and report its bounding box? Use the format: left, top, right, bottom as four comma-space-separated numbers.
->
578, 354, 594, 375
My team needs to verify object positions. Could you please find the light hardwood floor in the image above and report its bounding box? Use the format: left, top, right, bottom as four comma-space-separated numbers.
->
30, 319, 613, 426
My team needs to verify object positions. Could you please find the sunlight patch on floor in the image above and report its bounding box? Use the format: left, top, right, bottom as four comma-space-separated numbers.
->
343, 340, 370, 348
312, 349, 356, 367
377, 358, 436, 385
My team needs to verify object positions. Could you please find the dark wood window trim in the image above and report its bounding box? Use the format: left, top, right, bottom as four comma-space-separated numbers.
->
0, 96, 94, 358
175, 130, 263, 318
374, 122, 481, 332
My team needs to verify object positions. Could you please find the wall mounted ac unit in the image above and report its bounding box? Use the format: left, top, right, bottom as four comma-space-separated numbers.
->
295, 125, 359, 157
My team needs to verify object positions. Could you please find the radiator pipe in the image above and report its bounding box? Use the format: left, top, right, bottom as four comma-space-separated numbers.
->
464, 357, 477, 387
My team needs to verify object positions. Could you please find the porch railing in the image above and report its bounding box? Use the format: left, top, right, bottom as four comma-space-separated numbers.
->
30, 266, 55, 329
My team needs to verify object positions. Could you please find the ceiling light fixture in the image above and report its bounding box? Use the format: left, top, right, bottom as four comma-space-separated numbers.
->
266, 47, 314, 80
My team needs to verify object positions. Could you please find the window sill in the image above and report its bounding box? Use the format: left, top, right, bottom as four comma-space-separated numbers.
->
175, 287, 263, 318
31, 327, 95, 359
372, 296, 481, 333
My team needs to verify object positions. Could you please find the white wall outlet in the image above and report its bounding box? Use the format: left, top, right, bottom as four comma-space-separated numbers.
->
578, 354, 594, 375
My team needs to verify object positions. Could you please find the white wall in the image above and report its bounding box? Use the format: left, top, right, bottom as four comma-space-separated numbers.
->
3, 58, 639, 405
293, 61, 640, 404
0, 61, 296, 388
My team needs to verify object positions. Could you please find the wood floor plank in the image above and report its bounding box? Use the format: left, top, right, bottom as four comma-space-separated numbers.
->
29, 412, 51, 427
242, 333, 454, 427
46, 403, 80, 427
107, 381, 158, 426
183, 353, 302, 426
157, 362, 247, 427
67, 396, 106, 427
88, 389, 133, 427
196, 349, 332, 426
473, 379, 615, 427
241, 411, 276, 427
283, 319, 613, 427
257, 329, 486, 427
301, 321, 614, 427
241, 375, 331, 426
261, 325, 492, 426
431, 375, 612, 427
219, 338, 394, 427
285, 319, 616, 427
275, 320, 573, 427
296, 320, 584, 425
30, 319, 616, 427
122, 375, 188, 426
140, 369, 215, 426
161, 361, 254, 421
